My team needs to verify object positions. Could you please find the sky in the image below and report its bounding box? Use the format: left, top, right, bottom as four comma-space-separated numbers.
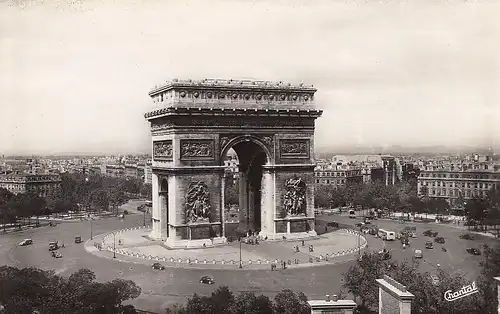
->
1, 0, 499, 155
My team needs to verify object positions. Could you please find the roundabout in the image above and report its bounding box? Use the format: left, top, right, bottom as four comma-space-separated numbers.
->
90, 225, 367, 270
0, 201, 375, 313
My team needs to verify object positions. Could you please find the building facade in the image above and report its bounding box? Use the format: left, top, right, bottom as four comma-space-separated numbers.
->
0, 174, 61, 197
417, 155, 500, 207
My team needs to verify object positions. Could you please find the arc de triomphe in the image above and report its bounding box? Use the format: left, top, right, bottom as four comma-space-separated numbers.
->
144, 79, 322, 248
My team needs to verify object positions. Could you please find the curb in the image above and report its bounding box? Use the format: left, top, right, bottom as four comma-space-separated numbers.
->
87, 227, 366, 270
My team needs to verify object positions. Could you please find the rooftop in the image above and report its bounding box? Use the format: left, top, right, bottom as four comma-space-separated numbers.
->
145, 78, 322, 119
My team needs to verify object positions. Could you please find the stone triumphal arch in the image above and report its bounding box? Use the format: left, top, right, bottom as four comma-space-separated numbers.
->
145, 79, 323, 248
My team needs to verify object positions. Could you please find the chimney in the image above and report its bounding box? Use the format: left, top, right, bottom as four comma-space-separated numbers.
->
332, 295, 338, 302
325, 295, 330, 302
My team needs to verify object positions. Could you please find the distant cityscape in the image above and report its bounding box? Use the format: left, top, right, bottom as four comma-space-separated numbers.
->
1, 149, 499, 211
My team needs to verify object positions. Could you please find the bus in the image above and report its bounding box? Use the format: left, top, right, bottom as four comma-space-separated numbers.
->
349, 210, 356, 219
378, 229, 396, 241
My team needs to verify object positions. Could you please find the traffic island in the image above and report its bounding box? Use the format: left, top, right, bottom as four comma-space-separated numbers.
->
86, 226, 368, 270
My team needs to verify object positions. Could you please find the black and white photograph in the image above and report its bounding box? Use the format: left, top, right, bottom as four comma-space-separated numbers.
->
1, 0, 499, 313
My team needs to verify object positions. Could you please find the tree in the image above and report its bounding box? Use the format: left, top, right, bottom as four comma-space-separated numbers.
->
465, 198, 488, 230
314, 185, 332, 209
224, 177, 239, 207
0, 266, 141, 314
230, 292, 273, 314
388, 260, 481, 314
90, 189, 110, 212
273, 289, 310, 314
0, 188, 14, 206
342, 252, 386, 307
140, 183, 152, 201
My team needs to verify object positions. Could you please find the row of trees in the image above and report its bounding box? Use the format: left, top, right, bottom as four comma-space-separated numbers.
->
342, 247, 500, 314
463, 189, 500, 229
0, 267, 141, 314
315, 180, 500, 222
0, 173, 153, 230
165, 286, 310, 314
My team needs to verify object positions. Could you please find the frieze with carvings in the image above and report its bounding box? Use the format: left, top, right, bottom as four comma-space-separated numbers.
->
185, 181, 211, 224
279, 139, 309, 158
150, 116, 315, 131
180, 140, 214, 159
153, 140, 173, 160
283, 177, 307, 216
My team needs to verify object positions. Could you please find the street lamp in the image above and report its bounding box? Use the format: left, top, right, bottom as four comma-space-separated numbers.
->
90, 216, 93, 240
113, 231, 116, 259
239, 237, 242, 268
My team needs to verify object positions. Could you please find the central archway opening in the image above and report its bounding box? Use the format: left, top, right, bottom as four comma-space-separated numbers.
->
222, 139, 268, 238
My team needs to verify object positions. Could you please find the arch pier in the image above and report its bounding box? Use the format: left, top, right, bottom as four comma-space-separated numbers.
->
145, 79, 323, 248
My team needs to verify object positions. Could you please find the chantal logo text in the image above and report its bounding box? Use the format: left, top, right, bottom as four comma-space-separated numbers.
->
444, 281, 479, 301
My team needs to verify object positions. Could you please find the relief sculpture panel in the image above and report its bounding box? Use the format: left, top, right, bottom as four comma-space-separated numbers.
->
153, 140, 173, 160
279, 139, 309, 158
180, 140, 214, 159
283, 177, 307, 216
185, 181, 211, 223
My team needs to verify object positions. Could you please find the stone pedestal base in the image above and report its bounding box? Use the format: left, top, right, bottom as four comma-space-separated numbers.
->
165, 237, 227, 249
148, 229, 165, 241
260, 230, 318, 241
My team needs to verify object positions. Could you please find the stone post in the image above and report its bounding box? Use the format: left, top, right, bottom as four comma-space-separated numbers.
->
149, 172, 160, 239
376, 275, 415, 314
494, 277, 500, 313
221, 172, 226, 238
260, 169, 274, 236
307, 295, 357, 314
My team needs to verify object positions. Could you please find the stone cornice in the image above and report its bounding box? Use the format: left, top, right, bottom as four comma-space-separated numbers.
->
152, 166, 226, 174
262, 164, 316, 171
145, 107, 323, 120
149, 78, 317, 96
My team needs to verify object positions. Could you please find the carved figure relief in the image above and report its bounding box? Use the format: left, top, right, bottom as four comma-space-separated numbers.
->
283, 177, 307, 216
153, 141, 173, 160
185, 181, 211, 223
180, 140, 214, 159
260, 136, 273, 148
280, 139, 309, 158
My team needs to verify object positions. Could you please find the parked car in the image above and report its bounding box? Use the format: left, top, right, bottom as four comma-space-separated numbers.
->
434, 237, 445, 244
74, 236, 82, 244
414, 249, 423, 259
19, 239, 33, 246
355, 222, 364, 228
363, 218, 371, 225
466, 248, 481, 256
200, 276, 215, 285
369, 228, 378, 236
425, 242, 434, 249
460, 233, 475, 240
152, 262, 165, 270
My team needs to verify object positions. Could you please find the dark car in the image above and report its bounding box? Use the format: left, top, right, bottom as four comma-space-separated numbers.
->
200, 276, 215, 285
423, 230, 438, 237
434, 237, 445, 244
460, 233, 475, 240
369, 228, 378, 235
152, 263, 165, 270
466, 248, 481, 256
425, 242, 434, 249
327, 222, 339, 228
355, 222, 364, 228
364, 219, 371, 225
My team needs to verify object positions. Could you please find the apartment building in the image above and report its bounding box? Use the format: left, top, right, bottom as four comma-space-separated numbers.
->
0, 174, 61, 197
417, 154, 500, 206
